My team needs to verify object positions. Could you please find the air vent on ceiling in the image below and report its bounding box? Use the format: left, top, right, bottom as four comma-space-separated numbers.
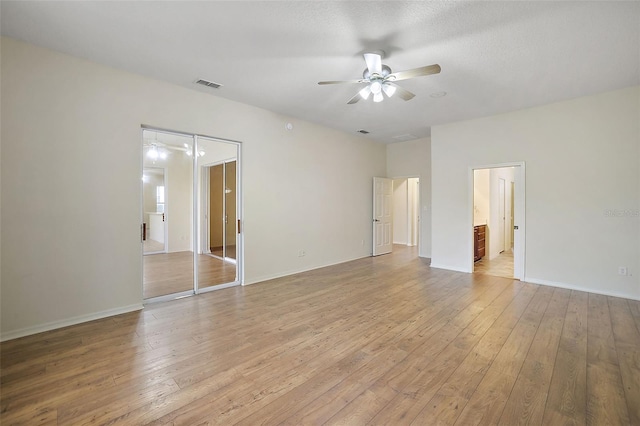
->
357, 129, 370, 134
195, 79, 223, 89
392, 133, 417, 142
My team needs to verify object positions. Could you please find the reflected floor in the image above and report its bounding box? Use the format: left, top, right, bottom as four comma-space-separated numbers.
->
143, 238, 164, 253
143, 251, 237, 299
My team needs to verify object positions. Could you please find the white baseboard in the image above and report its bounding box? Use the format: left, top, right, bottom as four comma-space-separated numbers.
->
429, 263, 471, 273
1, 303, 144, 342
524, 277, 640, 301
244, 255, 370, 286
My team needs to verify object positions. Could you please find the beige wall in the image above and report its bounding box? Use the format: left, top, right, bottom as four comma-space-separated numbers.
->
0, 37, 386, 339
432, 86, 640, 300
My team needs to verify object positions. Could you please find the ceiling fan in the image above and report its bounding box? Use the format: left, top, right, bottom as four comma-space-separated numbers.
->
318, 52, 441, 104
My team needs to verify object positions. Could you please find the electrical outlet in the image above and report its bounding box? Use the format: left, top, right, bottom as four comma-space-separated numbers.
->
618, 266, 628, 276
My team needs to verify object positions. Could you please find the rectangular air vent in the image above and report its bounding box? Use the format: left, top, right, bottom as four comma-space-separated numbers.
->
392, 133, 417, 142
357, 129, 370, 134
195, 79, 223, 89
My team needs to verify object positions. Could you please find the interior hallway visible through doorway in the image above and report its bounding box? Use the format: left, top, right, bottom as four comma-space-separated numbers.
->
474, 249, 514, 279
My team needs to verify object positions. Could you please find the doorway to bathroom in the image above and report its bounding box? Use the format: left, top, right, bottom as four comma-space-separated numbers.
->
471, 164, 524, 280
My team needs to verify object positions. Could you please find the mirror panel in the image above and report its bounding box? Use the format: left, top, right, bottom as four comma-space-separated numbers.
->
142, 130, 194, 299
197, 137, 238, 289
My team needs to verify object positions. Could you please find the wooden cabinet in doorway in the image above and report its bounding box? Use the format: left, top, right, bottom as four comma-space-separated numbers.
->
474, 225, 486, 261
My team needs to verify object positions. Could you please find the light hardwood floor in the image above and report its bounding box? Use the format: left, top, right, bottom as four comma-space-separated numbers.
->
474, 249, 514, 279
2, 245, 639, 425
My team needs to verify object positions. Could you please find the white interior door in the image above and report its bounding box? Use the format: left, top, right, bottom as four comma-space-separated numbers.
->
373, 177, 393, 256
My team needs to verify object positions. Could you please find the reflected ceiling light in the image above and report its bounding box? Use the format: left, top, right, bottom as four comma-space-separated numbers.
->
147, 144, 159, 160
185, 146, 206, 157
146, 143, 168, 161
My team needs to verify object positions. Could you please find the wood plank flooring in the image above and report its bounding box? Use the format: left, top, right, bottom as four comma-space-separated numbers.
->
2, 245, 639, 425
474, 249, 514, 279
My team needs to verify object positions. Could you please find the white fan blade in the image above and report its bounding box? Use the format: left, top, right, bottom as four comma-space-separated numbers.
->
318, 79, 367, 85
382, 83, 396, 97
347, 92, 362, 104
364, 53, 382, 75
348, 85, 372, 104
386, 64, 441, 82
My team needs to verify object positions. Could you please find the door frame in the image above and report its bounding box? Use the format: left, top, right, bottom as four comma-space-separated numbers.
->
391, 176, 420, 250
468, 162, 525, 280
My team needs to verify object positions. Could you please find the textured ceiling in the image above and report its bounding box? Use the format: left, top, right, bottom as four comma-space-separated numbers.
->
2, 1, 639, 143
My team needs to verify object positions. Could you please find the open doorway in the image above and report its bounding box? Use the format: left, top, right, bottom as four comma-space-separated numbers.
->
392, 177, 420, 249
472, 166, 520, 279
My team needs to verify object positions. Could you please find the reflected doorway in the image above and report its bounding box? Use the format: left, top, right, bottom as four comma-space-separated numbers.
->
205, 161, 236, 261
142, 167, 167, 254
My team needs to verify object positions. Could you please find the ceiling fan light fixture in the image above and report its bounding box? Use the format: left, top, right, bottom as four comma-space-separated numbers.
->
317, 52, 440, 105
359, 85, 372, 100
382, 83, 396, 97
370, 80, 382, 95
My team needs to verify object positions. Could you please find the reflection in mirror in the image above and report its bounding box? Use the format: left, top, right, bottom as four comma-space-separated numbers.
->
225, 160, 237, 260
142, 129, 194, 299
197, 137, 238, 289
142, 167, 166, 254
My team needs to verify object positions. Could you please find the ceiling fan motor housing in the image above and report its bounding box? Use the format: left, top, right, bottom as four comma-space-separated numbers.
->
363, 64, 392, 80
